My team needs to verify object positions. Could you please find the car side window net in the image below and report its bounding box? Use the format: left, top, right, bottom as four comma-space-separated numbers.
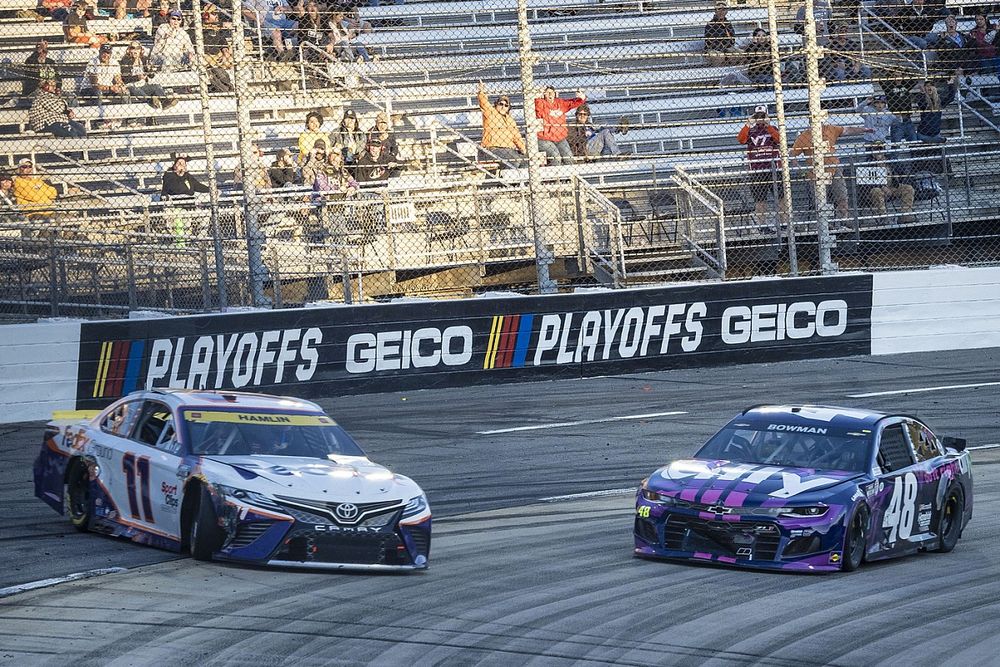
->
133, 402, 171, 447
877, 424, 914, 472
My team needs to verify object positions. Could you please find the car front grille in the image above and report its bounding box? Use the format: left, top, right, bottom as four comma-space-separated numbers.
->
634, 517, 658, 545
663, 514, 781, 561
276, 529, 410, 565
229, 521, 272, 549
407, 527, 430, 557
273, 496, 403, 526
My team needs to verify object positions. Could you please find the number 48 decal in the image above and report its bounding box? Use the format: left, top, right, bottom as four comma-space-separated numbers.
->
882, 472, 917, 543
122, 452, 155, 524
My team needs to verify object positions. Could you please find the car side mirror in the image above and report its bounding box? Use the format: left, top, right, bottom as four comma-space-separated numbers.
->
942, 436, 967, 452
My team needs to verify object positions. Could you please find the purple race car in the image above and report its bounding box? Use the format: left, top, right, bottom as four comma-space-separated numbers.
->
634, 405, 973, 572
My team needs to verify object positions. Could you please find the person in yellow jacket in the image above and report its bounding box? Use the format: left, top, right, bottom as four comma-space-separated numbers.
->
477, 80, 525, 165
13, 157, 57, 219
297, 111, 331, 165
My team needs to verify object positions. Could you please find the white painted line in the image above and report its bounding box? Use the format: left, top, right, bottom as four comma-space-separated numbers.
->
477, 411, 687, 435
969, 443, 1000, 451
0, 567, 127, 599
540, 487, 636, 502
847, 381, 1000, 398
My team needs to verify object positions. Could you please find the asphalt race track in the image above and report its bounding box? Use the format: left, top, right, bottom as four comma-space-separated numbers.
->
2, 348, 999, 666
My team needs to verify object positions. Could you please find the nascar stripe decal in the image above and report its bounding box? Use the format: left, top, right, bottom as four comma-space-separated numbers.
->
92, 340, 146, 399
483, 314, 534, 370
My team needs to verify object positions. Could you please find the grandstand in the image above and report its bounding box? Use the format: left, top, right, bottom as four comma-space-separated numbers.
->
2, 0, 999, 319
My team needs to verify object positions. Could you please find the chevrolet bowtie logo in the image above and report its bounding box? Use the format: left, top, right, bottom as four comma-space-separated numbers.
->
707, 505, 733, 514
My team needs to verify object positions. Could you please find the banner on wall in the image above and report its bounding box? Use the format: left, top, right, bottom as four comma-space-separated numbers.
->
75, 275, 874, 409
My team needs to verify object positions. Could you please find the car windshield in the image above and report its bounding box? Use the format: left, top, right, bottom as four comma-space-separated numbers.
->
181, 409, 366, 459
695, 424, 872, 472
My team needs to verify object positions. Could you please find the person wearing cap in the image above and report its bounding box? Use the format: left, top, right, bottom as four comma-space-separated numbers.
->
792, 123, 868, 225
366, 112, 400, 164
854, 95, 895, 144
355, 139, 396, 182
534, 84, 586, 166
201, 3, 230, 56
235, 144, 273, 191
567, 104, 622, 158
298, 111, 331, 165
150, 9, 195, 70
337, 109, 366, 168
301, 139, 329, 188
21, 40, 62, 101
738, 105, 785, 232
857, 142, 916, 223
704, 3, 737, 66
13, 159, 58, 220
269, 148, 299, 188
120, 41, 176, 109
63, 1, 108, 48
83, 44, 129, 109
29, 78, 86, 137
477, 80, 526, 165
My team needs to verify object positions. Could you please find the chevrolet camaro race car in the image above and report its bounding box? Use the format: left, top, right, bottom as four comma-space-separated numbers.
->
634, 405, 973, 572
34, 389, 431, 570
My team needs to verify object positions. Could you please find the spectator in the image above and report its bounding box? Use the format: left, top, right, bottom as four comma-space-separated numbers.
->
161, 155, 210, 198
534, 85, 586, 165
934, 15, 973, 76
855, 95, 895, 144
341, 9, 373, 62
915, 73, 959, 143
120, 41, 176, 109
704, 3, 737, 66
884, 72, 920, 142
201, 3, 230, 56
38, 0, 73, 22
791, 123, 868, 224
893, 0, 940, 49
794, 0, 833, 42
298, 111, 331, 164
269, 148, 299, 187
64, 0, 108, 48
857, 143, 916, 222
21, 41, 62, 102
30, 78, 86, 137
245, 0, 296, 61
967, 13, 1000, 76
337, 109, 366, 169
297, 1, 329, 61
476, 80, 526, 164
13, 158, 58, 219
823, 24, 871, 81
151, 0, 172, 28
366, 112, 400, 163
235, 143, 273, 190
355, 139, 396, 182
207, 44, 235, 93
301, 139, 328, 187
737, 105, 785, 232
0, 172, 16, 209
723, 28, 773, 86
567, 104, 623, 158
83, 44, 129, 110
314, 150, 358, 196
150, 10, 196, 70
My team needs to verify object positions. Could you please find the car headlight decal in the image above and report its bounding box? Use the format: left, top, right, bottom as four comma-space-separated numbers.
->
402, 494, 428, 518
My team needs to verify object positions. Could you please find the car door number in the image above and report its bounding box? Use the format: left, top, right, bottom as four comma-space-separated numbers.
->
122, 452, 155, 524
882, 472, 917, 543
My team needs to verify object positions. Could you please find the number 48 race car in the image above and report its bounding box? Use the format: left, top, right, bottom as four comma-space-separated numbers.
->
635, 405, 973, 572
34, 389, 431, 571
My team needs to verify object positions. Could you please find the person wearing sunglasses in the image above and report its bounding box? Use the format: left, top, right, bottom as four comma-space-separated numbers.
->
150, 10, 195, 71
476, 79, 525, 166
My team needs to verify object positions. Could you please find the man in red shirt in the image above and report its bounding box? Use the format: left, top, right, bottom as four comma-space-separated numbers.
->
737, 105, 785, 233
534, 85, 586, 165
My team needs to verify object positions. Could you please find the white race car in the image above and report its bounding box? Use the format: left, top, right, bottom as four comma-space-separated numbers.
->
34, 389, 431, 570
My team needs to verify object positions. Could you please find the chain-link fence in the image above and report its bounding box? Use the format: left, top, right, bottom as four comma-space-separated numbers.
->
2, 0, 999, 319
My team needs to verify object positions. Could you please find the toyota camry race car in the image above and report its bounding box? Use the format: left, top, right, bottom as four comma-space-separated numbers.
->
634, 405, 972, 572
34, 390, 431, 571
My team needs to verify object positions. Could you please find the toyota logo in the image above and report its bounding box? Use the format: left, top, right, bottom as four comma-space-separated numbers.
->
334, 503, 360, 522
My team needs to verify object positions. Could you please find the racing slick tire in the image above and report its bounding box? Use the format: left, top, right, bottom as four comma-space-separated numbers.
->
934, 484, 964, 553
65, 459, 93, 533
841, 505, 869, 572
189, 485, 224, 561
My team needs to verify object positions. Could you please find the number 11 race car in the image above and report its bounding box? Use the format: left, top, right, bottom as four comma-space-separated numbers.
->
34, 389, 431, 571
635, 405, 973, 572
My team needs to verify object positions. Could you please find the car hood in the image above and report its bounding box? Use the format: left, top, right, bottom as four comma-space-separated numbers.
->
646, 458, 863, 507
202, 455, 422, 503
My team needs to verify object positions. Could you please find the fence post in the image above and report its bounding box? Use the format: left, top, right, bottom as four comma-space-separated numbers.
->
270, 243, 283, 308
48, 235, 58, 317
126, 244, 137, 311
803, 0, 836, 274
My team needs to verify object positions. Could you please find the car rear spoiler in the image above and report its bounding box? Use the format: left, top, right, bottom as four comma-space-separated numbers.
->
942, 436, 967, 452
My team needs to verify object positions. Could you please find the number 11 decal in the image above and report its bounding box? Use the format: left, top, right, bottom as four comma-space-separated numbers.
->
122, 452, 155, 523
882, 472, 917, 543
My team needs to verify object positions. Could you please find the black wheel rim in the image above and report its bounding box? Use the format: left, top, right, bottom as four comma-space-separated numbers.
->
941, 494, 958, 539
849, 513, 865, 565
